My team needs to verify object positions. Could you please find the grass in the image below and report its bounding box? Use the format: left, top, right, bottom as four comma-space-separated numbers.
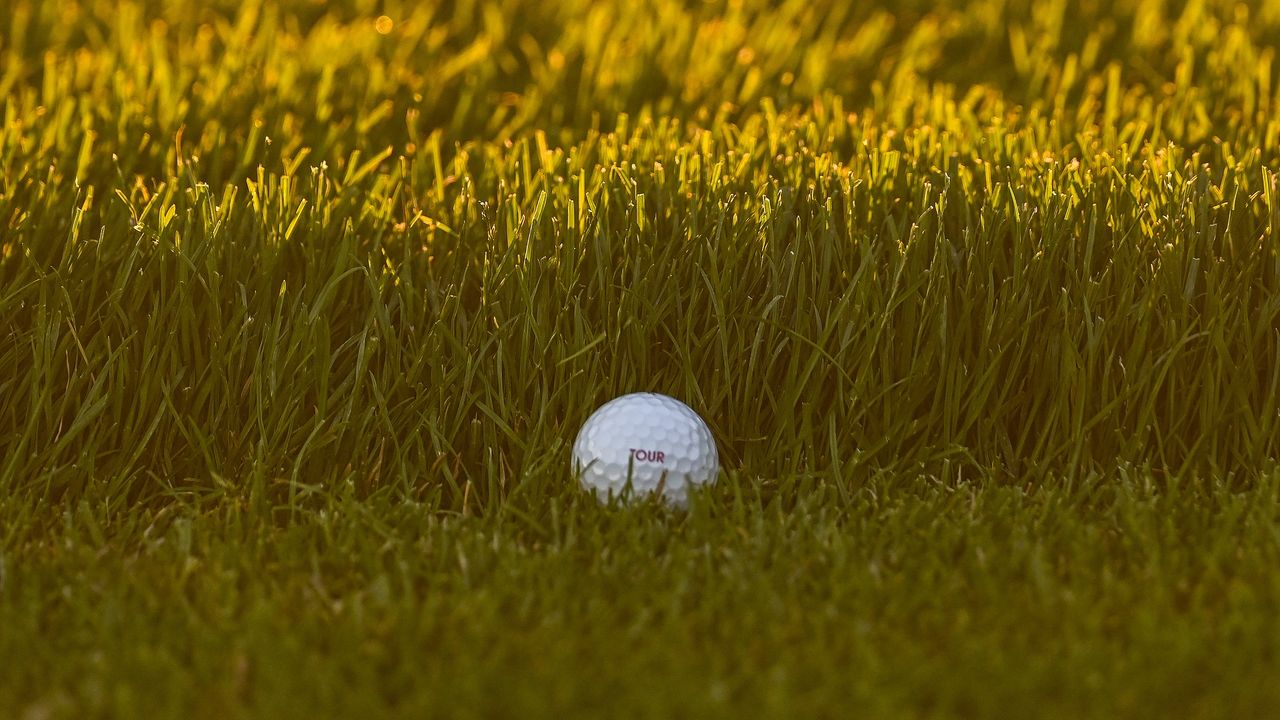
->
6, 477, 1280, 717
2, 0, 1280, 716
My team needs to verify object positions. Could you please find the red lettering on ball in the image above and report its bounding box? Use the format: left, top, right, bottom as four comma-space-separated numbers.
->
629, 448, 666, 464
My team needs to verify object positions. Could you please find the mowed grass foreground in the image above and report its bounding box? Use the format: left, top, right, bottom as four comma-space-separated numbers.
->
3, 0, 1280, 717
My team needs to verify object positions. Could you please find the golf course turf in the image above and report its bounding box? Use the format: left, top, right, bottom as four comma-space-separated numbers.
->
2, 0, 1280, 717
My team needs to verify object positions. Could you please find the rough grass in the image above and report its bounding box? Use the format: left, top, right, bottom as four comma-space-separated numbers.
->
2, 0, 1280, 717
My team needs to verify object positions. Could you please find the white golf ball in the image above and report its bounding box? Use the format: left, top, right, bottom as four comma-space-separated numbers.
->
572, 392, 719, 505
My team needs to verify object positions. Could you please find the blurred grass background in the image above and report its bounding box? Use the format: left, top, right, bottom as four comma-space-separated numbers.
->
3, 0, 1278, 171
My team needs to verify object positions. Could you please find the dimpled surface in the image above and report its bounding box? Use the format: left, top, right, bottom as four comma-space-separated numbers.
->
572, 393, 719, 505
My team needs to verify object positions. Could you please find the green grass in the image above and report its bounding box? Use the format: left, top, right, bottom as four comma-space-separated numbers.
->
2, 0, 1280, 716
7, 477, 1280, 718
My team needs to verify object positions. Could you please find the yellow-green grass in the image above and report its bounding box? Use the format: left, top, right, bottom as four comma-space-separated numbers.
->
2, 0, 1280, 717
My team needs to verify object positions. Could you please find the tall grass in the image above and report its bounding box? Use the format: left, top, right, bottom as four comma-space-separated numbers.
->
3, 0, 1279, 516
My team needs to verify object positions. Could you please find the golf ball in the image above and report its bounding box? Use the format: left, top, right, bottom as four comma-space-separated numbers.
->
572, 392, 719, 505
